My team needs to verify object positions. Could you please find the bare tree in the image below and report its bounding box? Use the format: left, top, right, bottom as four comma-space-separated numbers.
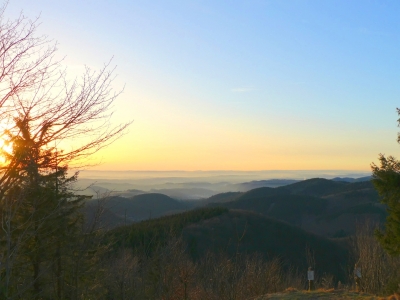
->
352, 221, 400, 295
0, 6, 131, 299
0, 7, 59, 117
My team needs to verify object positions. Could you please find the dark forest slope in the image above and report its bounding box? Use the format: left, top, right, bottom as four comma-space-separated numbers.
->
106, 207, 349, 280
208, 178, 384, 237
183, 209, 349, 280
277, 178, 349, 197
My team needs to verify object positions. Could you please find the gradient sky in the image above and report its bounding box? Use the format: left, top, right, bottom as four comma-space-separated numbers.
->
7, 0, 400, 171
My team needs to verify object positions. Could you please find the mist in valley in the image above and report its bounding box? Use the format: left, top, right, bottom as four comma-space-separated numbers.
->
74, 170, 371, 199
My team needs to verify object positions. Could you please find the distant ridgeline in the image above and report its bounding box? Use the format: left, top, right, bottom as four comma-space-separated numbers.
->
84, 177, 383, 237
208, 177, 384, 237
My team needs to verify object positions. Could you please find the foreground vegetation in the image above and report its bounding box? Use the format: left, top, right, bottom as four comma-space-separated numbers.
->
94, 210, 400, 299
256, 288, 400, 300
4, 199, 400, 299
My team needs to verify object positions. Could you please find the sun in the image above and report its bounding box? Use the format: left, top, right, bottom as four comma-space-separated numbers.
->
0, 136, 12, 165
0, 119, 15, 163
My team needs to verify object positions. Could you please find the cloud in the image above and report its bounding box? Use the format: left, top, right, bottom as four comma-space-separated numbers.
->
231, 86, 255, 93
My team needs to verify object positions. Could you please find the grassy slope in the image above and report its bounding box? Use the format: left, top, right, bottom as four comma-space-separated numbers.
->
256, 289, 391, 299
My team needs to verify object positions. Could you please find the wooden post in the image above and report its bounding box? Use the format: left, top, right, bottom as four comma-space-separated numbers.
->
308, 267, 315, 291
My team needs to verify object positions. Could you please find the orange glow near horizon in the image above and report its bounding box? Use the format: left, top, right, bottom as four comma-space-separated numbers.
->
0, 138, 12, 165
87, 123, 376, 172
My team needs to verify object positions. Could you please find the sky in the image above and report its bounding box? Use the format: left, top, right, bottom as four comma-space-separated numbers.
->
6, 0, 400, 171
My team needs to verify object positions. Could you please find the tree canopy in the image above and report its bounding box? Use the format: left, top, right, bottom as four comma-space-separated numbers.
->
372, 108, 400, 256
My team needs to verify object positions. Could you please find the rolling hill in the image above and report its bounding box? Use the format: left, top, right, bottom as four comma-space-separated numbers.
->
106, 207, 349, 281
207, 178, 384, 237
84, 177, 384, 236
183, 209, 349, 280
277, 178, 348, 197
196, 191, 244, 206
84, 193, 190, 228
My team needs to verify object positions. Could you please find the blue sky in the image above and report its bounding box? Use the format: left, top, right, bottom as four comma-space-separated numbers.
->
7, 0, 400, 171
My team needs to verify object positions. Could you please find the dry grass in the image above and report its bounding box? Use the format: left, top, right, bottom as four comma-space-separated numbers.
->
254, 290, 400, 300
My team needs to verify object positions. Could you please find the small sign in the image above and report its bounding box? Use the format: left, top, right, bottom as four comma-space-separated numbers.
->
355, 268, 361, 278
308, 270, 314, 281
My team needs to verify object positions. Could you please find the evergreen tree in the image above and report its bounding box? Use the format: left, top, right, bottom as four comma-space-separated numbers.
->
372, 154, 400, 255
371, 108, 400, 256
1, 117, 87, 299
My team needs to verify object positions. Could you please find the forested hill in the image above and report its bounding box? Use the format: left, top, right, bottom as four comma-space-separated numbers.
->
84, 193, 190, 228
207, 178, 384, 237
105, 207, 349, 281
83, 177, 382, 234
